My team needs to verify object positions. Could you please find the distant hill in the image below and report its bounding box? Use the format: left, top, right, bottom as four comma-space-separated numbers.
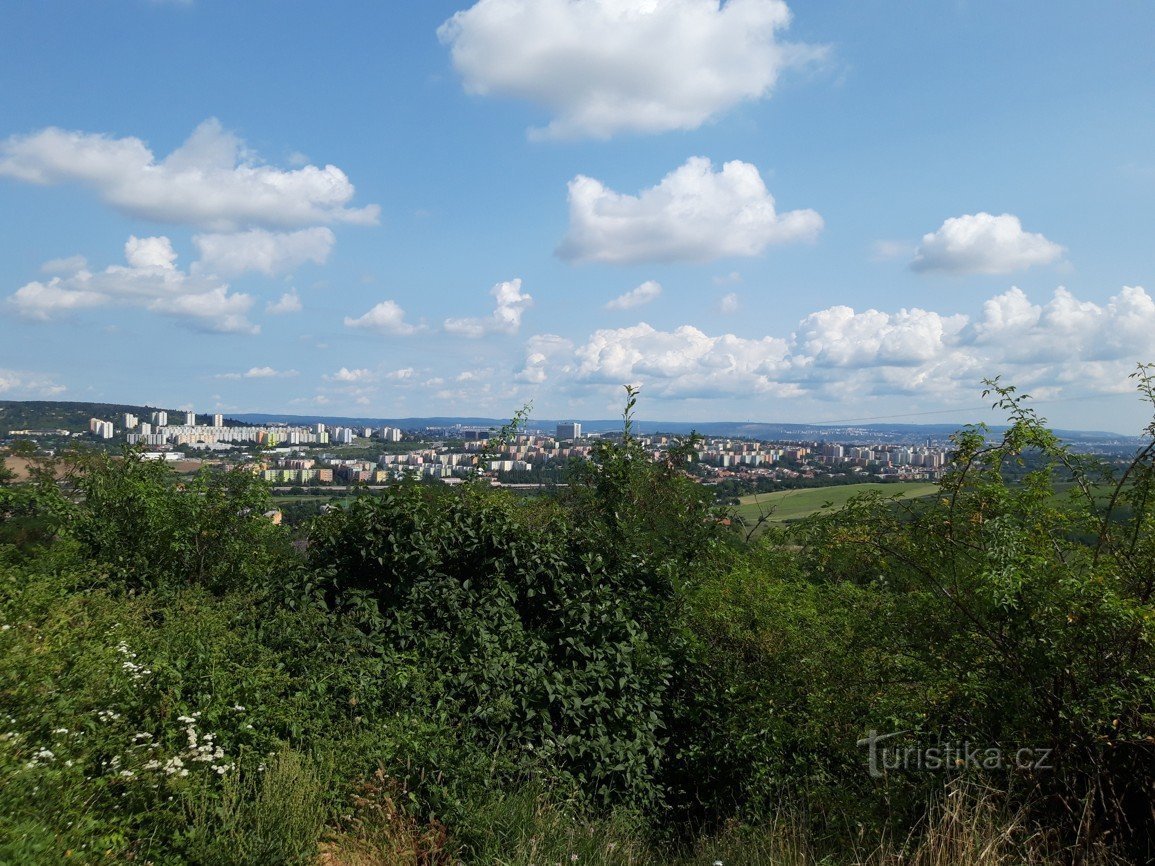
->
0, 401, 168, 434
234, 413, 1140, 446
0, 401, 241, 434
1, 400, 1141, 446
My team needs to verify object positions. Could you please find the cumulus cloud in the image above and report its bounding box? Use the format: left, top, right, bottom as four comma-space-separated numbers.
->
520, 285, 1155, 402
266, 290, 302, 315
517, 333, 575, 384
557, 157, 822, 264
911, 213, 1065, 275
0, 118, 379, 231
148, 286, 257, 335
8, 236, 258, 334
193, 227, 334, 277
573, 322, 795, 398
444, 278, 533, 337
719, 292, 740, 314
605, 280, 661, 311
438, 0, 823, 140
344, 300, 421, 335
325, 367, 374, 382
216, 367, 299, 380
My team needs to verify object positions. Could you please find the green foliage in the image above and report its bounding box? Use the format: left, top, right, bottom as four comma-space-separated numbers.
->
307, 480, 679, 809
666, 372, 1155, 858
182, 750, 330, 865
1, 378, 1153, 862
68, 450, 292, 593
0, 399, 175, 435
565, 385, 727, 572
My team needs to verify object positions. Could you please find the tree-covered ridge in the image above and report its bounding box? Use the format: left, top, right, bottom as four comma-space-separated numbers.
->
0, 377, 1153, 864
0, 400, 173, 434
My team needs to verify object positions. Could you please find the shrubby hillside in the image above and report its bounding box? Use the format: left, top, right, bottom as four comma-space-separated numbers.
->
1, 378, 1153, 865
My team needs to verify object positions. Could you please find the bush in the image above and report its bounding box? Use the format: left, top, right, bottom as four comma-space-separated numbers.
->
307, 480, 681, 810
68, 451, 293, 593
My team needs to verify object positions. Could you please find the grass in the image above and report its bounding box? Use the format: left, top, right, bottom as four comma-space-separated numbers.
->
319, 781, 1127, 866
733, 481, 940, 528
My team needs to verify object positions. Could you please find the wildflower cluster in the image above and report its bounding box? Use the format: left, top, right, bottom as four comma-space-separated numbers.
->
117, 640, 151, 682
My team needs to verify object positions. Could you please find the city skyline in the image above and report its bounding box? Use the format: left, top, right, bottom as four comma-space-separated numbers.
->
2, 3, 1155, 432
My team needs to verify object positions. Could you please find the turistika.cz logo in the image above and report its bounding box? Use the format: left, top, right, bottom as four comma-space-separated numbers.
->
856, 730, 1054, 779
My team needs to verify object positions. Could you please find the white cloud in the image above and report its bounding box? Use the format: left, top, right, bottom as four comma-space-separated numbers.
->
0, 368, 66, 398
0, 118, 379, 231
444, 278, 533, 337
573, 322, 794, 398
8, 236, 258, 334
147, 286, 258, 335
193, 227, 334, 277
517, 333, 574, 384
266, 290, 302, 315
325, 367, 374, 383
344, 300, 421, 335
557, 157, 822, 264
521, 285, 1155, 402
216, 367, 299, 380
125, 235, 178, 270
10, 280, 109, 318
791, 305, 967, 369
386, 368, 416, 381
719, 292, 740, 314
605, 280, 661, 311
438, 0, 823, 140
911, 212, 1065, 275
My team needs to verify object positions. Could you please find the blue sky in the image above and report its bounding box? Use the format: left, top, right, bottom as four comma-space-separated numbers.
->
2, 1, 1154, 431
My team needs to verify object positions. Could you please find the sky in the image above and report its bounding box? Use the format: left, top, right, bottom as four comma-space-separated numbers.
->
2, 1, 1154, 432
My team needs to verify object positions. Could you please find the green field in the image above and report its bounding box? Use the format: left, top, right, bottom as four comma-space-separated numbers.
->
733, 481, 940, 527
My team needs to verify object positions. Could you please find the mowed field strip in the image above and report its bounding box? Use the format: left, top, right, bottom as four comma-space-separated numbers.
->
734, 481, 940, 526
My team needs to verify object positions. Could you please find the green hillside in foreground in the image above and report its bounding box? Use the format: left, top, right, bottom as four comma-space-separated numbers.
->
3, 381, 1154, 863
0, 400, 172, 434
734, 481, 940, 526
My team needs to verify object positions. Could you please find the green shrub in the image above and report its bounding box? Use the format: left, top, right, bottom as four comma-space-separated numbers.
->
68, 450, 292, 594
307, 481, 680, 809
